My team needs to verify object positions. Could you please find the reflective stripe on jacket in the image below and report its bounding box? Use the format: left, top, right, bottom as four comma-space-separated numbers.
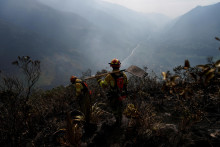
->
75, 79, 84, 96
99, 70, 128, 89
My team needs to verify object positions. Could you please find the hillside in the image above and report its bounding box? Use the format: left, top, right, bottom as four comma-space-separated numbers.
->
1, 0, 220, 87
0, 0, 165, 87
0, 56, 219, 146
127, 2, 220, 72
0, 0, 98, 87
37, 0, 166, 65
0, 1, 220, 144
154, 2, 220, 67
162, 2, 220, 54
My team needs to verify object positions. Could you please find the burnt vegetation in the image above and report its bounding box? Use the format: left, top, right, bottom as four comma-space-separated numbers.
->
0, 39, 220, 147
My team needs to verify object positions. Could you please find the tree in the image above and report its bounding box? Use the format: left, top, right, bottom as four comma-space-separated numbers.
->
12, 56, 41, 102
0, 56, 41, 146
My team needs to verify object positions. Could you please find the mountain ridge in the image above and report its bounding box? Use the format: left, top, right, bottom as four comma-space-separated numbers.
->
1, 0, 220, 87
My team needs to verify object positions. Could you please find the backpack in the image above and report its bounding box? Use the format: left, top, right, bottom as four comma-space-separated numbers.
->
111, 72, 127, 101
76, 80, 92, 95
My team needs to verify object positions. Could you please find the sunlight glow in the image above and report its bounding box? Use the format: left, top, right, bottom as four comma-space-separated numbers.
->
102, 0, 220, 18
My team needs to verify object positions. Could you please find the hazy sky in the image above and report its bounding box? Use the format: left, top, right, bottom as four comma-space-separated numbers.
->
102, 0, 220, 18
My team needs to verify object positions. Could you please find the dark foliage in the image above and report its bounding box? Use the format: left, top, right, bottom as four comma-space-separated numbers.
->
0, 52, 220, 147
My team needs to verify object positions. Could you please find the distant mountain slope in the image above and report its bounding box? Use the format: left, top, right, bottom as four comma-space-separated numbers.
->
37, 0, 172, 71
130, 2, 220, 71
38, 0, 155, 32
1, 0, 219, 87
0, 0, 96, 87
160, 2, 220, 58
0, 18, 88, 87
0, 0, 93, 44
36, 0, 160, 55
0, 0, 158, 87
167, 2, 220, 42
0, 19, 52, 61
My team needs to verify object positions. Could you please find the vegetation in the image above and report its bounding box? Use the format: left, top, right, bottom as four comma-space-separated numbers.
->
0, 39, 220, 146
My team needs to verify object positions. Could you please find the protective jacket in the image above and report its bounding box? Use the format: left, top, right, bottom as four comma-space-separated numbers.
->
99, 69, 128, 100
75, 79, 91, 123
99, 69, 127, 126
75, 79, 91, 96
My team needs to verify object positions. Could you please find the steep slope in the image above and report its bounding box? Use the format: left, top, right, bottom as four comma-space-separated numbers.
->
164, 2, 220, 50
2, 0, 219, 87
0, 18, 88, 87
1, 0, 169, 87
0, 19, 55, 66
37, 0, 168, 57
0, 0, 93, 45
38, 0, 155, 32
0, 0, 96, 87
161, 2, 220, 54
130, 2, 220, 72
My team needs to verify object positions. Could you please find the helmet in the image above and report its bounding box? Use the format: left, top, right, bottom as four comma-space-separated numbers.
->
70, 75, 77, 83
109, 58, 121, 68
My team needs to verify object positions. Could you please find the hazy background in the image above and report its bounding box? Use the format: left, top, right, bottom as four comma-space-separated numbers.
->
103, 0, 220, 18
0, 0, 220, 88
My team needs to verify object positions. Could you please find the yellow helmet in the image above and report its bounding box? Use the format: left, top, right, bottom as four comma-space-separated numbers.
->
109, 58, 121, 68
70, 75, 77, 83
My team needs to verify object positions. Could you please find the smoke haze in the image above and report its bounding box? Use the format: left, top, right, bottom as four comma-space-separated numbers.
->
0, 0, 219, 88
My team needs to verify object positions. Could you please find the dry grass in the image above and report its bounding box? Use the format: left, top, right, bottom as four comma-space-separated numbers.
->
0, 55, 220, 146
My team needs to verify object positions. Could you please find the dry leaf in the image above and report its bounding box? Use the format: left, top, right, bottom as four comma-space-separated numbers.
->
190, 73, 197, 81
162, 72, 167, 80
205, 73, 215, 85
215, 60, 220, 67
12, 61, 18, 65
205, 68, 216, 76
215, 37, 220, 41
170, 75, 180, 82
180, 90, 185, 96
197, 64, 210, 71
184, 59, 190, 69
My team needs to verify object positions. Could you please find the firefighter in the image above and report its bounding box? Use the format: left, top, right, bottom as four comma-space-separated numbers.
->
70, 76, 91, 124
97, 58, 128, 126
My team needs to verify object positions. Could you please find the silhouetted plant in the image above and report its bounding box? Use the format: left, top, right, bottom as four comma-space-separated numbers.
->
1, 50, 219, 146
0, 56, 41, 146
12, 56, 41, 102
